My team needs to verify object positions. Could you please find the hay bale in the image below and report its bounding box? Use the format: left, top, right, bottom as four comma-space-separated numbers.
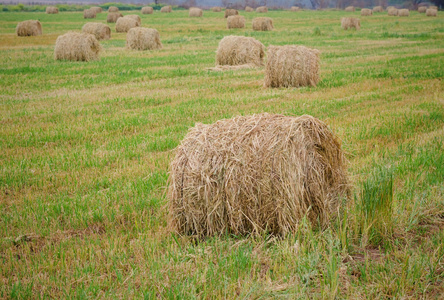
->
291, 6, 300, 11
83, 9, 97, 19
426, 8, 437, 16
212, 7, 222, 12
345, 6, 355, 12
142, 6, 154, 14
189, 7, 203, 17
126, 27, 162, 50
341, 17, 360, 30
398, 9, 409, 16
168, 113, 349, 237
245, 6, 254, 12
54, 32, 101, 62
46, 6, 58, 14
256, 6, 268, 13
160, 6, 172, 13
264, 45, 320, 88
418, 6, 427, 13
126, 15, 142, 26
90, 6, 102, 14
373, 6, 383, 12
227, 15, 246, 29
107, 13, 123, 23
252, 17, 273, 31
361, 8, 372, 16
108, 6, 119, 12
388, 8, 398, 16
215, 35, 265, 67
224, 9, 238, 18
82, 22, 111, 40
116, 16, 139, 32
430, 5, 438, 10
16, 20, 42, 37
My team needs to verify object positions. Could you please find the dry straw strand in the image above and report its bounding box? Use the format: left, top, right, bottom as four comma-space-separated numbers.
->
398, 9, 409, 16
426, 8, 437, 16
252, 17, 273, 31
116, 16, 139, 32
215, 35, 264, 69
160, 6, 172, 13
225, 9, 239, 18
82, 23, 111, 40
361, 8, 373, 16
212, 7, 222, 12
83, 9, 97, 19
168, 113, 350, 237
388, 8, 398, 16
16, 20, 42, 37
264, 45, 320, 88
54, 32, 101, 62
142, 6, 154, 14
107, 13, 123, 23
245, 6, 254, 12
126, 27, 162, 50
108, 6, 119, 12
46, 6, 58, 14
189, 7, 203, 17
345, 6, 355, 12
227, 15, 245, 29
256, 6, 268, 13
341, 17, 360, 30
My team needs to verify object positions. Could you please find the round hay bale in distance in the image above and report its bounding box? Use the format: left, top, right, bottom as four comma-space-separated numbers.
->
426, 8, 437, 16
373, 6, 383, 12
168, 113, 350, 237
388, 8, 398, 16
160, 6, 172, 13
16, 20, 42, 37
224, 8, 238, 18
291, 6, 300, 11
252, 17, 273, 31
361, 8, 372, 16
189, 7, 203, 17
216, 35, 265, 67
142, 6, 154, 14
264, 45, 320, 88
212, 7, 222, 12
245, 6, 254, 12
82, 23, 111, 40
227, 15, 245, 29
108, 6, 119, 12
107, 12, 123, 23
46, 6, 58, 14
417, 6, 427, 13
398, 9, 409, 16
256, 6, 268, 13
341, 17, 360, 30
125, 14, 142, 26
116, 16, 139, 32
345, 6, 355, 12
90, 6, 102, 14
430, 5, 438, 10
83, 9, 97, 19
126, 27, 162, 50
54, 32, 101, 62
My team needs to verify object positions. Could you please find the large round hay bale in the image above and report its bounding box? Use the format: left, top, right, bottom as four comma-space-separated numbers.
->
125, 14, 142, 26
107, 12, 123, 23
46, 6, 58, 14
16, 20, 42, 37
361, 8, 372, 16
345, 6, 355, 12
108, 6, 119, 12
398, 9, 409, 16
90, 6, 102, 14
341, 17, 360, 30
291, 6, 300, 11
54, 32, 101, 62
256, 6, 268, 13
212, 7, 222, 12
216, 35, 264, 67
245, 6, 254, 12
426, 8, 437, 16
418, 6, 427, 13
82, 23, 111, 40
189, 7, 203, 17
160, 6, 172, 13
386, 6, 395, 10
264, 45, 320, 88
430, 5, 438, 10
224, 9, 238, 18
83, 9, 97, 19
252, 17, 273, 31
168, 113, 349, 237
373, 6, 383, 12
142, 6, 154, 14
116, 16, 139, 32
388, 8, 398, 16
126, 27, 162, 50
227, 15, 245, 29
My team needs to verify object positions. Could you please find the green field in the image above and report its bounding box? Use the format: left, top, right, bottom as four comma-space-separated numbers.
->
1, 8, 444, 298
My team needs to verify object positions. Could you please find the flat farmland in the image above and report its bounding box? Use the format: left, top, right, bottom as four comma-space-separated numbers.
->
1, 8, 444, 298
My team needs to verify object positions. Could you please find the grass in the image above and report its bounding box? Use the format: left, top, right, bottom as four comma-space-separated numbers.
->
1, 8, 444, 299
